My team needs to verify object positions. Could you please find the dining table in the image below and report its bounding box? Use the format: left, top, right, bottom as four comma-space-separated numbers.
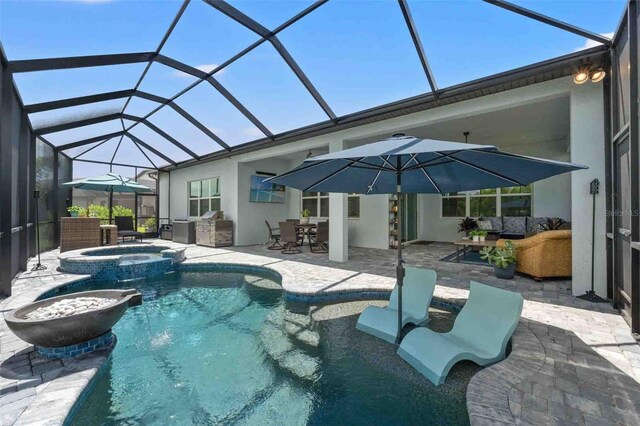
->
294, 223, 317, 248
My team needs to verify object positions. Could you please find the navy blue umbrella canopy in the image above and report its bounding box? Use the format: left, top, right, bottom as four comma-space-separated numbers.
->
268, 134, 586, 344
268, 135, 586, 194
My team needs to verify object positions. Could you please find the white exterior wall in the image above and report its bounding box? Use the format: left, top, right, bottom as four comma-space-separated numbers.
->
159, 77, 605, 276
236, 158, 293, 246
570, 83, 606, 298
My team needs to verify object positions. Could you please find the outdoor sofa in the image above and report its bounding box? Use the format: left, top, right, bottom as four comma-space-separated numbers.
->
497, 230, 572, 280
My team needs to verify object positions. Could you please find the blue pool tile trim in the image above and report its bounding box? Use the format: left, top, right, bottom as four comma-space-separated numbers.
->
36, 331, 115, 359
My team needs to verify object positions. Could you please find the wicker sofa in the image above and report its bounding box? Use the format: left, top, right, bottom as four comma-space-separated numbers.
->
496, 230, 572, 280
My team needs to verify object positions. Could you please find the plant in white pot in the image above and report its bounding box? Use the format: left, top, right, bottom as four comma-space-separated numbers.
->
300, 209, 311, 225
480, 241, 517, 279
477, 230, 488, 242
469, 230, 480, 242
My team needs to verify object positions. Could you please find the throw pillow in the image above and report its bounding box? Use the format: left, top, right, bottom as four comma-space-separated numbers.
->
477, 220, 493, 230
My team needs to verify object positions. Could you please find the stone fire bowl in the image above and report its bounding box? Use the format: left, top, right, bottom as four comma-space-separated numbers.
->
4, 289, 142, 348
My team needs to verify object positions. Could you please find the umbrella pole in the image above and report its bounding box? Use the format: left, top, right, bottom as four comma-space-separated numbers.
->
108, 188, 113, 225
395, 167, 405, 345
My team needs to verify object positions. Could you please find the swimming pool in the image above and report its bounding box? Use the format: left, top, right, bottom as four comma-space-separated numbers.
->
62, 269, 472, 425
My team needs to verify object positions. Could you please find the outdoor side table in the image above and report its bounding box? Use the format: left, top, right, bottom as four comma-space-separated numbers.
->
100, 225, 118, 246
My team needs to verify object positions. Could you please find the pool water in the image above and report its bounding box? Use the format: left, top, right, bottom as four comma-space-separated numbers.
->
65, 270, 470, 425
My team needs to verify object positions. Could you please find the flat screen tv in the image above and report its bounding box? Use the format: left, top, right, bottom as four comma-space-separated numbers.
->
250, 175, 285, 203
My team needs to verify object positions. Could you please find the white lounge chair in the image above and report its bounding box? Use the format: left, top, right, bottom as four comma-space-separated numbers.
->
397, 281, 523, 385
356, 267, 437, 344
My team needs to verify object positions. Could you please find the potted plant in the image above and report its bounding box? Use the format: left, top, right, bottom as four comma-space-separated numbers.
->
458, 217, 478, 236
477, 229, 488, 242
480, 241, 517, 279
468, 229, 480, 242
67, 206, 83, 218
300, 209, 311, 225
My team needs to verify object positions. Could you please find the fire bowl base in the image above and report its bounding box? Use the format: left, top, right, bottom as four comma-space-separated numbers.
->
36, 331, 116, 359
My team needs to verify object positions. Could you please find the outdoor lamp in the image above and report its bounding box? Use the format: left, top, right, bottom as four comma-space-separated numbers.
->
590, 68, 606, 83
574, 69, 589, 84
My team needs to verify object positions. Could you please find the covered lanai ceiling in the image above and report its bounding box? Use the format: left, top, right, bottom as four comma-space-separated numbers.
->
0, 0, 625, 172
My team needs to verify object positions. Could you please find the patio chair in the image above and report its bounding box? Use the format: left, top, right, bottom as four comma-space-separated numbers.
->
265, 220, 283, 250
397, 281, 523, 386
310, 220, 328, 253
356, 267, 437, 344
115, 216, 144, 243
278, 221, 301, 254
286, 219, 304, 245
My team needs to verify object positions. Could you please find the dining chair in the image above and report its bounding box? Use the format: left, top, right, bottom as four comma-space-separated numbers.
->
265, 220, 283, 250
279, 221, 301, 254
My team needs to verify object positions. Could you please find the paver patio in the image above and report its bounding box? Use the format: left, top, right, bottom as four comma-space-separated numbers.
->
1, 240, 640, 425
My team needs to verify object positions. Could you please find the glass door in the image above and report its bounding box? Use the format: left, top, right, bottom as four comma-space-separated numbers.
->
402, 194, 418, 242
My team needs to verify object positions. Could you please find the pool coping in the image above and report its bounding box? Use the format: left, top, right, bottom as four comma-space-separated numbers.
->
2, 253, 536, 425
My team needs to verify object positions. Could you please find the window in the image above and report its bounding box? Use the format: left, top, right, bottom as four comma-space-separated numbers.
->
442, 186, 532, 218
500, 185, 533, 217
301, 191, 328, 217
300, 192, 361, 218
188, 177, 221, 217
348, 194, 360, 219
442, 192, 466, 217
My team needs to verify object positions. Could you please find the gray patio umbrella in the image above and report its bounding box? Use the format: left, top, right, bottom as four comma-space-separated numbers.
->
267, 133, 587, 344
62, 173, 154, 222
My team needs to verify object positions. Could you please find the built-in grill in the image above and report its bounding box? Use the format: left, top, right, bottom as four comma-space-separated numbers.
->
196, 211, 233, 247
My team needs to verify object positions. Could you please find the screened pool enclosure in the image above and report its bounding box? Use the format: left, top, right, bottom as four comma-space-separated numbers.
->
0, 0, 638, 334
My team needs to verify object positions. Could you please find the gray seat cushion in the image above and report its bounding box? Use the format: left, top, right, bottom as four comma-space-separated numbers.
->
527, 217, 547, 233
503, 217, 527, 235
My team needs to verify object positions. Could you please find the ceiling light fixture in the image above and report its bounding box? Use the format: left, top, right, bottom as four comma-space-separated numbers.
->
590, 68, 606, 83
573, 69, 589, 85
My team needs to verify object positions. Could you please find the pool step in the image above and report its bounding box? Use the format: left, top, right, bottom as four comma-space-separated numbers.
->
260, 306, 321, 381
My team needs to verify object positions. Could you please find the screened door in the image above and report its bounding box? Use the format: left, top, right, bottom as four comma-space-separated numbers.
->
615, 137, 633, 324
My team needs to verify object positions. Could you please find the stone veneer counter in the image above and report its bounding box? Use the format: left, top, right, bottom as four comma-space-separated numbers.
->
2, 241, 640, 425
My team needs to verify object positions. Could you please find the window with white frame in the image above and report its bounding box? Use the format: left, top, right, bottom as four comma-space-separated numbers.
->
300, 192, 361, 218
348, 193, 360, 219
441, 185, 532, 218
188, 177, 221, 217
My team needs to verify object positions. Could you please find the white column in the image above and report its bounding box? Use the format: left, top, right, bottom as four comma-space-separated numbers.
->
570, 83, 606, 297
329, 139, 348, 262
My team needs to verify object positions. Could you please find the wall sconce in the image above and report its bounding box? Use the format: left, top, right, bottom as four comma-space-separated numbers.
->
590, 68, 606, 83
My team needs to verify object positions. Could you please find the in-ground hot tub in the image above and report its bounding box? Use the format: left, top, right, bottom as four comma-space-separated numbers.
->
59, 244, 186, 281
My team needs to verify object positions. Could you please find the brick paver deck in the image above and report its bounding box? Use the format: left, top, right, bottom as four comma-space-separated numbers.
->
1, 240, 639, 425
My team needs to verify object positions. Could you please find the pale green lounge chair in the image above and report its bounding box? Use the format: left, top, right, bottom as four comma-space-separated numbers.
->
356, 267, 437, 344
397, 281, 523, 385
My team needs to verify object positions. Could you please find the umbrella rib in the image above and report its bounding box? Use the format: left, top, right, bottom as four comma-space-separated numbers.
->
304, 158, 364, 191
401, 153, 418, 170
379, 155, 396, 171
411, 156, 441, 193
346, 158, 393, 171
437, 152, 524, 186
366, 169, 383, 195
402, 150, 466, 171
264, 159, 333, 182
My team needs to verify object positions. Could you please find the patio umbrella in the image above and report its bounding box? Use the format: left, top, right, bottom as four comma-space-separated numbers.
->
267, 133, 587, 344
62, 173, 154, 222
